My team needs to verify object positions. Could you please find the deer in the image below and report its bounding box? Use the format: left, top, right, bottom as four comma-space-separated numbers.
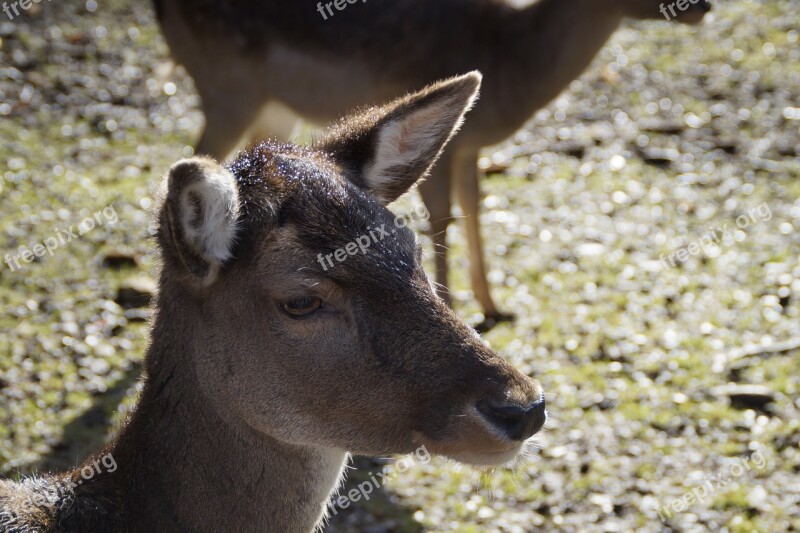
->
0, 73, 548, 532
152, 0, 711, 328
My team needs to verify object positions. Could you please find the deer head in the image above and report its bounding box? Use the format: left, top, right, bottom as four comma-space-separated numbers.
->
156, 72, 546, 466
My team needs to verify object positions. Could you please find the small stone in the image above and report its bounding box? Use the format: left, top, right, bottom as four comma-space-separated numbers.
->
714, 384, 776, 410
123, 308, 152, 322
90, 359, 111, 375
639, 118, 685, 134
103, 250, 139, 269
638, 147, 679, 167
116, 276, 156, 309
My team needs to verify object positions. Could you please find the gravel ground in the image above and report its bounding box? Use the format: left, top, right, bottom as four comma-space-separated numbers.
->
1, 1, 798, 532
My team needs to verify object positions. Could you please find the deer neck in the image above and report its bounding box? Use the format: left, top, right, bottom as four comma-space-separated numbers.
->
489, 0, 625, 126
108, 290, 347, 532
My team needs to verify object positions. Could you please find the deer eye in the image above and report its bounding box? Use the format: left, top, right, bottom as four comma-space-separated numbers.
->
281, 296, 323, 318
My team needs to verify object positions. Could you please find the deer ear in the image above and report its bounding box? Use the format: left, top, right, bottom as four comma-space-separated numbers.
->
160, 157, 240, 284
321, 71, 482, 205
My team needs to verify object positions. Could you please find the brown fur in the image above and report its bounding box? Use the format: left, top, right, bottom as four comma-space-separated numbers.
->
153, 0, 710, 321
1, 74, 545, 532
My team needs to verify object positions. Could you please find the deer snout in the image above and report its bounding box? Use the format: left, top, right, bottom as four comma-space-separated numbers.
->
476, 393, 546, 441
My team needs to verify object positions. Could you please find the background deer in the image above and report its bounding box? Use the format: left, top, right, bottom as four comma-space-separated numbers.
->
153, 0, 711, 326
0, 73, 546, 532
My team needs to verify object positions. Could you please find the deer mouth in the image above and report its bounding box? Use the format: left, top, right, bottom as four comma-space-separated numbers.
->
452, 444, 527, 466
413, 431, 526, 466
412, 398, 546, 466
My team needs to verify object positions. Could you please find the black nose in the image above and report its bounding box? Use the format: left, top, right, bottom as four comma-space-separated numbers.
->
477, 395, 547, 441
699, 0, 712, 12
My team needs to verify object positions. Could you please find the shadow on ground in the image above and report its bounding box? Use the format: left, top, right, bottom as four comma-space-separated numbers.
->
25, 360, 422, 532
325, 457, 424, 533
33, 362, 141, 474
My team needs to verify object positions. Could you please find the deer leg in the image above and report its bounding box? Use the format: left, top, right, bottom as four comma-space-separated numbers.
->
195, 84, 265, 161
248, 100, 304, 144
417, 152, 453, 305
452, 150, 512, 325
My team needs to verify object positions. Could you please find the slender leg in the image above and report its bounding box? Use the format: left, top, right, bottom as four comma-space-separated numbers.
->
417, 152, 453, 305
248, 100, 304, 144
195, 84, 265, 161
452, 149, 512, 325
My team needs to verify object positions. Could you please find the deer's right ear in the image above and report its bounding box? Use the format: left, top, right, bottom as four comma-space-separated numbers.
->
160, 157, 240, 285
321, 72, 482, 205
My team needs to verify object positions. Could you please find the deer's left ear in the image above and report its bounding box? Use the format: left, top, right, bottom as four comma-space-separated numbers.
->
320, 72, 482, 205
159, 157, 240, 285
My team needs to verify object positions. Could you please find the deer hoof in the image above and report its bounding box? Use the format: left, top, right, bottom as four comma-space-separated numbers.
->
475, 312, 515, 333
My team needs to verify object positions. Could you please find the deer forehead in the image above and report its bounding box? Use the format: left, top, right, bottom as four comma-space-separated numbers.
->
269, 212, 419, 277
221, 144, 422, 285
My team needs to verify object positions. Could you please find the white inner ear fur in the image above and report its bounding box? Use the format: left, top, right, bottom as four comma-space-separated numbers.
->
179, 166, 240, 263
363, 99, 472, 198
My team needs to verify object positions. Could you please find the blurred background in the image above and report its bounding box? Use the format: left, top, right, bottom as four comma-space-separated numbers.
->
0, 1, 798, 531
